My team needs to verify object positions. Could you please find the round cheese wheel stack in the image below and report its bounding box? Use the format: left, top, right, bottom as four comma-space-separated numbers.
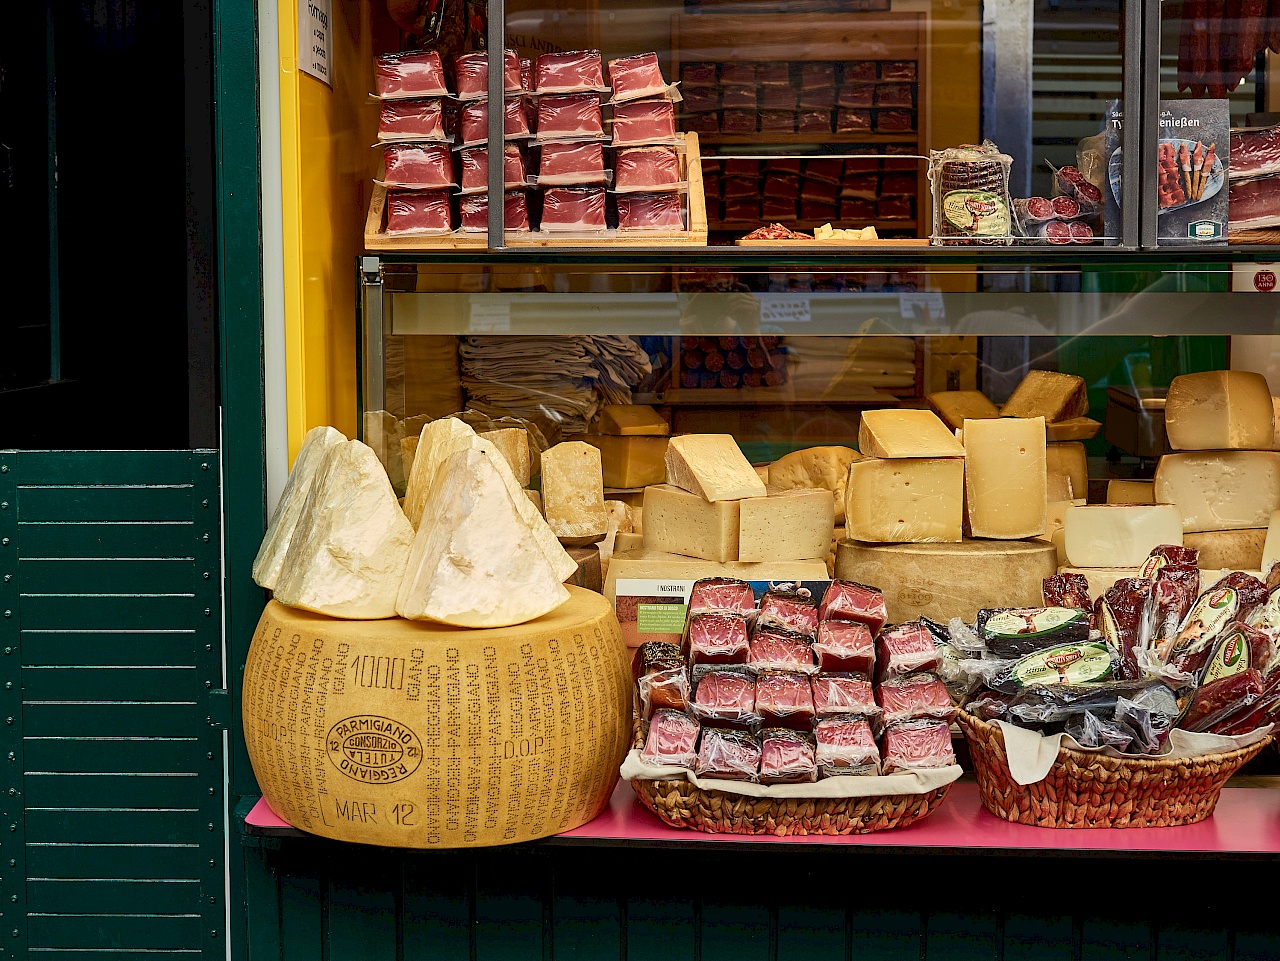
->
243, 587, 631, 848
834, 539, 1058, 625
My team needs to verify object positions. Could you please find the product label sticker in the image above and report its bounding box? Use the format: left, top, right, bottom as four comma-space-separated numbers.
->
941, 189, 1010, 237
299, 0, 333, 87
1202, 629, 1253, 684
637, 603, 690, 634
1010, 642, 1113, 687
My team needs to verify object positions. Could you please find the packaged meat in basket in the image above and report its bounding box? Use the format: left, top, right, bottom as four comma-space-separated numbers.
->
378, 99, 448, 142
617, 192, 685, 231
374, 49, 449, 98
1180, 623, 1273, 734
454, 50, 522, 100
385, 190, 454, 234
760, 729, 818, 785
928, 140, 1015, 245
876, 673, 956, 725
536, 94, 604, 140
535, 50, 606, 95
459, 98, 531, 147
814, 714, 880, 776
608, 52, 669, 103
876, 622, 943, 679
687, 612, 749, 666
641, 709, 699, 768
381, 142, 456, 189
695, 727, 762, 781
459, 144, 527, 192
689, 577, 756, 616
811, 672, 878, 718
459, 191, 530, 232
753, 672, 815, 730
612, 99, 677, 146
818, 579, 887, 632
881, 718, 956, 773
634, 642, 690, 717
747, 626, 817, 674
615, 146, 681, 191
758, 587, 819, 637
537, 141, 606, 186
813, 620, 874, 674
691, 667, 759, 728
538, 186, 607, 231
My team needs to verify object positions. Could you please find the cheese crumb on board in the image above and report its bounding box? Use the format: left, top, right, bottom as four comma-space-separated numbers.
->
1062, 504, 1184, 567
927, 390, 1000, 431
1000, 370, 1088, 422
739, 489, 835, 563
844, 457, 964, 543
598, 405, 669, 435
1164, 370, 1275, 451
542, 442, 609, 546
858, 409, 965, 458
1155, 450, 1280, 532
765, 446, 859, 522
664, 434, 768, 502
642, 484, 740, 562
963, 417, 1048, 539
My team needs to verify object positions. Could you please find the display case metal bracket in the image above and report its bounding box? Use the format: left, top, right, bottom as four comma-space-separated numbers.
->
361, 257, 386, 418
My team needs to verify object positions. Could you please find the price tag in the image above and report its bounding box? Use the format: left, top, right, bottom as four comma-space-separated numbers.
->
469, 299, 512, 333
898, 291, 946, 323
299, 0, 333, 87
759, 296, 812, 325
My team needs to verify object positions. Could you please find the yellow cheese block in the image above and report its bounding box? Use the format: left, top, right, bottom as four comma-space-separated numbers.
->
766, 446, 859, 523
858, 409, 965, 458
739, 489, 835, 563
642, 484, 740, 562
1155, 451, 1280, 532
615, 531, 644, 552
479, 428, 532, 487
1001, 370, 1088, 422
1046, 417, 1102, 442
1062, 504, 1183, 567
542, 442, 608, 546
835, 538, 1058, 624
845, 457, 964, 543
927, 390, 1000, 431
964, 418, 1047, 538
665, 434, 767, 502
584, 434, 668, 489
1046, 442, 1088, 508
1046, 471, 1074, 502
1165, 370, 1274, 451
597, 405, 669, 436
1107, 479, 1155, 504
1184, 528, 1267, 571
242, 590, 631, 848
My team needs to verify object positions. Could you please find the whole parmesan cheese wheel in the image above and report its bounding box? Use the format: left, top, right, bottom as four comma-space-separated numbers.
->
242, 588, 631, 848
834, 538, 1057, 624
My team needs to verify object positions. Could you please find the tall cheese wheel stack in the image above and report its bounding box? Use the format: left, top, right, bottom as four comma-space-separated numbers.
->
243, 588, 631, 848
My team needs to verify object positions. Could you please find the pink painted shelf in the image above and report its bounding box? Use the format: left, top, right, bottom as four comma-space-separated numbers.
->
244, 778, 1280, 856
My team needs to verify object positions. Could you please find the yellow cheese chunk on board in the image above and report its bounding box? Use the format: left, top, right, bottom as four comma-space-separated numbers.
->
598, 405, 669, 436
766, 446, 859, 523
584, 434, 668, 489
964, 417, 1047, 539
844, 457, 964, 543
665, 434, 768, 502
1046, 442, 1088, 508
739, 489, 835, 563
1046, 471, 1074, 502
1155, 451, 1280, 532
1001, 370, 1088, 422
927, 390, 1000, 431
1164, 370, 1274, 451
1263, 510, 1280, 575
858, 408, 965, 458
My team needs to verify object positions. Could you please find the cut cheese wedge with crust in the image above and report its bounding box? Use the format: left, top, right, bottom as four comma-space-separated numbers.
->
665, 434, 767, 502
1000, 370, 1088, 422
859, 408, 964, 458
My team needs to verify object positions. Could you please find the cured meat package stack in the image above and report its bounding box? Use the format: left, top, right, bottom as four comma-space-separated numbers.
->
637, 577, 958, 784
534, 50, 611, 232
606, 53, 688, 232
454, 49, 534, 232
927, 141, 1014, 245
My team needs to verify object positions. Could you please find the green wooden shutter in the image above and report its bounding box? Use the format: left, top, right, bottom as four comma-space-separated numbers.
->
0, 449, 225, 961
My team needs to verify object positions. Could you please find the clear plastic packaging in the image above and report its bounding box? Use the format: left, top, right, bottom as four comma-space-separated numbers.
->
747, 626, 818, 675
928, 140, 1014, 245
535, 50, 606, 95
1042, 572, 1092, 613
753, 672, 815, 730
537, 141, 606, 186
378, 98, 448, 142
759, 728, 818, 785
1180, 623, 1273, 733
459, 144, 527, 192
811, 673, 877, 717
876, 672, 956, 725
616, 192, 685, 231
614, 146, 681, 191
607, 52, 668, 103
695, 727, 761, 781
812, 620, 874, 674
382, 142, 456, 189
1005, 679, 1180, 731
836, 83, 875, 108
818, 579, 887, 632
453, 50, 521, 101
637, 663, 689, 719
880, 719, 956, 773
459, 98, 531, 147
538, 186, 607, 231
1167, 572, 1269, 676
458, 191, 530, 232
814, 714, 880, 776
689, 577, 756, 616
977, 607, 1091, 659
687, 612, 750, 666
758, 587, 818, 638
1143, 565, 1199, 656
641, 709, 699, 768
691, 668, 758, 727
535, 94, 604, 140
800, 63, 835, 89
385, 190, 454, 234
875, 622, 943, 679
374, 49, 449, 99
611, 98, 677, 146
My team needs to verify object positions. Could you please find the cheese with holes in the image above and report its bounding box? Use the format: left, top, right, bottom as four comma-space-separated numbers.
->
542, 442, 608, 545
1063, 504, 1184, 567
1001, 370, 1088, 422
1184, 528, 1267, 571
598, 404, 669, 435
1107, 479, 1155, 504
605, 549, 828, 604
739, 490, 835, 563
252, 425, 347, 591
858, 409, 965, 458
927, 390, 1000, 431
664, 434, 767, 502
273, 440, 415, 619
1262, 511, 1280, 575
844, 457, 963, 543
766, 446, 859, 522
1164, 370, 1274, 451
1155, 451, 1280, 532
835, 539, 1058, 624
404, 417, 481, 529
616, 531, 644, 552
479, 427, 532, 487
964, 417, 1047, 538
584, 434, 668, 489
1046, 442, 1088, 507
397, 449, 571, 627
642, 484, 740, 561
1046, 471, 1074, 502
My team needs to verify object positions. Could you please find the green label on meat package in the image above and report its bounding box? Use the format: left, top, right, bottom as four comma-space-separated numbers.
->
1247, 587, 1280, 636
1009, 642, 1114, 687
1137, 555, 1167, 579
942, 190, 1010, 237
984, 607, 1085, 640
1170, 587, 1238, 660
1201, 628, 1253, 684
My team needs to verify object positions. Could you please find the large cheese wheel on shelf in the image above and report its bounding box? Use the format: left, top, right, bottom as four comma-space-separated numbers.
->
834, 538, 1058, 624
242, 588, 631, 849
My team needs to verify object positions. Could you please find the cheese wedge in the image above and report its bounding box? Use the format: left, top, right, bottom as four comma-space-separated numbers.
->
479, 427, 532, 487
858, 409, 965, 458
396, 449, 571, 628
1164, 370, 1274, 451
766, 446, 859, 522
598, 405, 669, 435
273, 440, 415, 619
1046, 442, 1088, 506
605, 500, 635, 534
542, 442, 608, 546
927, 390, 1001, 431
642, 485, 741, 562
1184, 528, 1267, 571
664, 434, 767, 502
845, 456, 964, 543
964, 417, 1048, 539
739, 489, 835, 563
1062, 504, 1183, 567
403, 417, 481, 529
1001, 370, 1088, 422
754, 464, 771, 484
252, 425, 347, 591
1155, 451, 1280, 532
616, 532, 644, 552
1046, 417, 1102, 442
584, 434, 668, 489
1107, 479, 1155, 504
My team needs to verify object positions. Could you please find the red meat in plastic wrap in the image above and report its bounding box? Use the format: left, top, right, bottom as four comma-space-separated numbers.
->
806, 159, 844, 183
723, 199, 760, 221
689, 577, 756, 616
1146, 565, 1200, 655
759, 729, 818, 784
537, 141, 606, 185
814, 714, 880, 775
640, 709, 699, 768
612, 99, 677, 145
688, 613, 749, 666
691, 668, 757, 726
798, 111, 834, 134
722, 63, 758, 85
459, 98, 531, 146
760, 111, 797, 134
721, 110, 758, 134
844, 61, 877, 82
378, 99, 448, 141
876, 672, 955, 724
811, 673, 877, 717
759, 589, 819, 637
539, 186, 607, 231
877, 197, 913, 219
763, 174, 800, 200
880, 61, 917, 81
1139, 544, 1200, 576
460, 145, 527, 192
608, 52, 668, 102
632, 641, 682, 681
747, 627, 817, 674
813, 621, 874, 674
385, 191, 453, 234
695, 727, 761, 781
1069, 222, 1094, 244
840, 198, 876, 220
721, 86, 760, 110
880, 718, 955, 773
535, 50, 605, 94
375, 50, 449, 98
1168, 572, 1270, 675
459, 191, 530, 232
801, 62, 836, 89
382, 143, 455, 188
1180, 623, 1274, 732
820, 580, 888, 632
753, 672, 815, 729
836, 84, 875, 108
1042, 572, 1092, 613
875, 109, 915, 132
681, 63, 718, 86
761, 197, 796, 220
761, 86, 799, 111
681, 88, 721, 114
617, 193, 685, 230
453, 50, 522, 100
1097, 578, 1153, 681
536, 94, 604, 139
615, 146, 680, 190
876, 622, 942, 679
875, 83, 914, 107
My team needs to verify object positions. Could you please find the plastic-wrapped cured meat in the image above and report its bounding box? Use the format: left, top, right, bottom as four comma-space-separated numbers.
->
928, 140, 1014, 245
876, 622, 943, 679
459, 98, 531, 146
459, 191, 530, 232
612, 99, 677, 146
875, 83, 914, 107
634, 646, 690, 718
1029, 220, 1073, 244
1015, 197, 1056, 226
615, 146, 681, 190
689, 577, 756, 616
977, 607, 1090, 659
1069, 222, 1095, 244
632, 641, 682, 681
1246, 579, 1280, 648
819, 579, 887, 632
811, 673, 877, 717
1180, 623, 1273, 733
460, 145, 527, 192
537, 141, 606, 186
535, 50, 605, 94
1167, 572, 1269, 675
375, 50, 449, 98
1138, 544, 1200, 577
1095, 578, 1152, 681
880, 718, 955, 773
801, 63, 835, 89
814, 714, 880, 775
836, 83, 874, 108
688, 613, 749, 666
759, 728, 818, 784
536, 94, 604, 139
382, 143, 456, 188
880, 61, 917, 81
617, 193, 685, 231
691, 668, 757, 727
1042, 573, 1093, 614
758, 588, 818, 638
539, 186, 607, 231
607, 53, 668, 103
453, 50, 522, 100
378, 99, 448, 142
640, 709, 699, 768
876, 672, 956, 725
747, 626, 817, 675
875, 109, 915, 133
385, 190, 454, 234
754, 672, 815, 729
695, 727, 761, 781
1145, 565, 1200, 656
682, 62, 718, 85
812, 620, 874, 674
990, 640, 1115, 693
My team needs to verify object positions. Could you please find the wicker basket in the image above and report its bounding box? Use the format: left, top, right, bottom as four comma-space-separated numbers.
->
958, 711, 1272, 829
629, 720, 952, 836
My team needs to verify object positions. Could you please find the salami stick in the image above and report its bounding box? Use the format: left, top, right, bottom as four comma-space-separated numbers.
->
1239, 0, 1268, 82
1207, 0, 1227, 97
1225, 0, 1244, 89
1180, 0, 1199, 90
1189, 0, 1212, 95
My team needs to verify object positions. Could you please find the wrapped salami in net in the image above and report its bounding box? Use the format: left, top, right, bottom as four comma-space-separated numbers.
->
695, 727, 761, 781
928, 141, 1014, 245
641, 709, 699, 768
759, 729, 818, 785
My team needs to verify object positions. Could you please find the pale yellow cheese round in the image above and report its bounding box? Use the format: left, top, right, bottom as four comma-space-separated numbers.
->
243, 588, 631, 849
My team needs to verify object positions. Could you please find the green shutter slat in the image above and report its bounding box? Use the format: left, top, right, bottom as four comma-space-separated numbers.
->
776, 902, 845, 961
17, 486, 193, 523
242, 843, 283, 961
17, 523, 194, 558
848, 908, 921, 961
27, 952, 200, 961
551, 851, 621, 961
925, 910, 999, 961
12, 453, 200, 486
1155, 925, 1230, 961
403, 853, 472, 961
279, 871, 324, 961
28, 879, 198, 914
22, 667, 197, 702
1004, 913, 1073, 961
699, 894, 770, 961
27, 913, 200, 950
327, 855, 399, 961
624, 876, 695, 961
21, 631, 197, 668
19, 595, 195, 632
25, 809, 198, 845
23, 702, 197, 738
474, 851, 546, 961
20, 559, 195, 595
26, 844, 200, 880
1079, 918, 1153, 960
25, 773, 198, 808
23, 737, 199, 774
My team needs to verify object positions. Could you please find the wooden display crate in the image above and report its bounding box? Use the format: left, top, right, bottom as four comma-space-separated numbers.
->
364, 133, 708, 250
